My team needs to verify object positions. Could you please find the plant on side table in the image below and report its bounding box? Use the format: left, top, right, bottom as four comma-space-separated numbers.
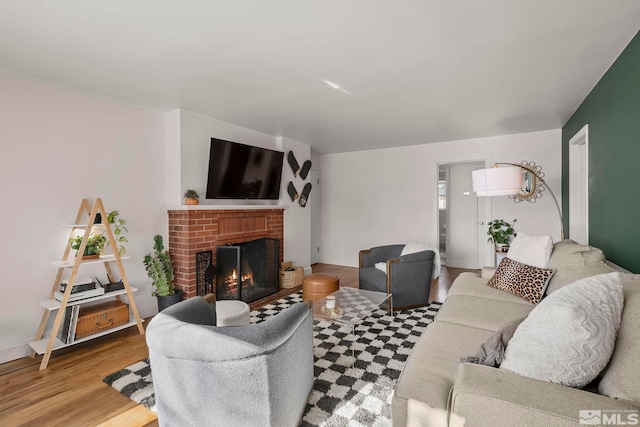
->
487, 219, 517, 252
183, 189, 200, 205
144, 234, 182, 312
70, 233, 107, 260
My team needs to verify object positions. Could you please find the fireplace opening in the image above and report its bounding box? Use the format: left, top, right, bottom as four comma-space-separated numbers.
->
216, 238, 280, 303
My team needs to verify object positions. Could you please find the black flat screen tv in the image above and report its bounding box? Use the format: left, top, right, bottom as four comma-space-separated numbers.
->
206, 138, 284, 200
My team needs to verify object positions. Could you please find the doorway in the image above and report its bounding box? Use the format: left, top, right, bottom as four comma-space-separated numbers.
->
569, 125, 589, 245
438, 161, 489, 269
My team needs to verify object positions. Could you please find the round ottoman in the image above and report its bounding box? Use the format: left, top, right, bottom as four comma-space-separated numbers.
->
216, 300, 251, 326
302, 273, 340, 302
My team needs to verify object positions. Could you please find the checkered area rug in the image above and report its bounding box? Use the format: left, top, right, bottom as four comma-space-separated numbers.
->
104, 292, 441, 426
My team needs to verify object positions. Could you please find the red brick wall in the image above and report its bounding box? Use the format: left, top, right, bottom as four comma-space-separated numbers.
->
168, 208, 284, 299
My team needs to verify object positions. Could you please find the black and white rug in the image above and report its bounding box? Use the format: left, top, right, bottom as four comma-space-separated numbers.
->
104, 292, 441, 426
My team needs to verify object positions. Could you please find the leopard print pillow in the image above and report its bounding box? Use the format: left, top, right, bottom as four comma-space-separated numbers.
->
488, 257, 555, 304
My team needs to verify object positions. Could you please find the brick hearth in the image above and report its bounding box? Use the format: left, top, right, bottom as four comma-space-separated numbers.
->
168, 208, 284, 299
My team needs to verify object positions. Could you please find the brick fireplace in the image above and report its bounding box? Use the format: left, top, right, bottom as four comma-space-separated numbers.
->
167, 207, 284, 299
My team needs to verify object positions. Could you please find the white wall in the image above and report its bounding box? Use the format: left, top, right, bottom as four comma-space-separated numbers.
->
178, 109, 280, 205
164, 110, 181, 205
319, 129, 562, 267
279, 137, 311, 271
0, 70, 168, 363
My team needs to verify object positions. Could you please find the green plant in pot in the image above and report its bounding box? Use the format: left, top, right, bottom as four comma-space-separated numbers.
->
106, 210, 128, 257
184, 189, 200, 205
144, 234, 182, 311
487, 219, 517, 251
70, 233, 107, 259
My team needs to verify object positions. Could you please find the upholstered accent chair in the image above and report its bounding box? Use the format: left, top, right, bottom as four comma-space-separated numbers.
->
146, 296, 314, 427
359, 244, 435, 310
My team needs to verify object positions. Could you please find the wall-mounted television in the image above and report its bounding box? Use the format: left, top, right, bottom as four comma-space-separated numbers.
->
206, 138, 284, 200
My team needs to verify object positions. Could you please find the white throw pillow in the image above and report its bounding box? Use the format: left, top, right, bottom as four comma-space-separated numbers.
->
500, 272, 624, 388
506, 232, 553, 268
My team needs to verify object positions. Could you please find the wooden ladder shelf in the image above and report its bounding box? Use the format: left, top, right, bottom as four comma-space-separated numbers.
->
29, 198, 145, 370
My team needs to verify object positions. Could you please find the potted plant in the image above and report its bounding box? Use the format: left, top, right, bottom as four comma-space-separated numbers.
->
184, 189, 200, 205
144, 234, 182, 311
70, 233, 107, 260
487, 219, 517, 251
106, 210, 128, 257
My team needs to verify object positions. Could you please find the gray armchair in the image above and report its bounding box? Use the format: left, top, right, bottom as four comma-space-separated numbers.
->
359, 244, 435, 310
146, 296, 314, 427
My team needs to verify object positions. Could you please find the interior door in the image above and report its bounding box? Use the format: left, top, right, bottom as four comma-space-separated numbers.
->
445, 162, 486, 269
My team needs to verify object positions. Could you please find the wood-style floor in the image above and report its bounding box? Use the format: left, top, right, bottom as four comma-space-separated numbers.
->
0, 264, 474, 427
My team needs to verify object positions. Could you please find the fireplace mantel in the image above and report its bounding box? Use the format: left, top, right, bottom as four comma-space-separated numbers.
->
168, 208, 284, 299
167, 205, 286, 211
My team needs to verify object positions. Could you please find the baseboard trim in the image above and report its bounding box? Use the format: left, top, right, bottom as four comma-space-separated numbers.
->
0, 341, 33, 365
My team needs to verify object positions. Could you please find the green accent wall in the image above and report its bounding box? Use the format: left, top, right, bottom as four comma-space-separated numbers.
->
562, 31, 640, 272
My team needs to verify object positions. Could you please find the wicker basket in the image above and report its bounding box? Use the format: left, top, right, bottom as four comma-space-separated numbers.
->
75, 301, 129, 339
280, 262, 304, 289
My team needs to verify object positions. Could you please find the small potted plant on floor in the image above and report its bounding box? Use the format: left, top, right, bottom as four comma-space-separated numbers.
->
144, 234, 182, 311
487, 219, 517, 252
70, 233, 107, 260
183, 189, 200, 205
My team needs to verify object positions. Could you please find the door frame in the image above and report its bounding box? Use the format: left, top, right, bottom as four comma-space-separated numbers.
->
569, 124, 589, 245
436, 156, 493, 268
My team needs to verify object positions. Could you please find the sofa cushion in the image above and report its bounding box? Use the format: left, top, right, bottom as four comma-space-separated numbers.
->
547, 262, 615, 295
451, 363, 640, 427
488, 257, 555, 304
500, 272, 624, 388
506, 232, 553, 268
598, 274, 640, 404
437, 294, 533, 331
546, 239, 614, 294
447, 272, 533, 305
392, 321, 493, 426
548, 239, 603, 268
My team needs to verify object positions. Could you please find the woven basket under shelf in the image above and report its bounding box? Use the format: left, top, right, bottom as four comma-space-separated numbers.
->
280, 265, 304, 288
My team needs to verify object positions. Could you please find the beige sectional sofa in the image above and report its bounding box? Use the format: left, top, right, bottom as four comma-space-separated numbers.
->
392, 240, 640, 426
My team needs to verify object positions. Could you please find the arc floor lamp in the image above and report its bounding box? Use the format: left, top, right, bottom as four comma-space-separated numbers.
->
471, 160, 565, 240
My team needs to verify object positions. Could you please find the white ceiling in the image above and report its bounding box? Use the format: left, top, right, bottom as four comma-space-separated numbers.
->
1, 1, 639, 154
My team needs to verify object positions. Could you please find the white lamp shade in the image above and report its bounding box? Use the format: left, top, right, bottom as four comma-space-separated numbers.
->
472, 166, 522, 196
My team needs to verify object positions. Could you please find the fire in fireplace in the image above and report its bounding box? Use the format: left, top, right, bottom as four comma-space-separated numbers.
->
216, 238, 280, 304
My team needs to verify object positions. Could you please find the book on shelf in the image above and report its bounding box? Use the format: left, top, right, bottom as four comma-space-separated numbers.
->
56, 305, 80, 344
68, 306, 79, 343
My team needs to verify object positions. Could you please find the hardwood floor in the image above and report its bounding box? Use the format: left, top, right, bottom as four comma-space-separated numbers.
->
0, 263, 474, 426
